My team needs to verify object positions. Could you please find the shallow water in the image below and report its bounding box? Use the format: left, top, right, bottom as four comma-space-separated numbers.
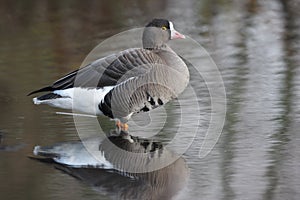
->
1, 0, 300, 200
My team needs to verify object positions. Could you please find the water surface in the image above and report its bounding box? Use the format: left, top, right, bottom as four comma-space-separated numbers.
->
1, 0, 300, 200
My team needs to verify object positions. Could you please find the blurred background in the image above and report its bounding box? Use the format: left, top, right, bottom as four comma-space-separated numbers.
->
0, 0, 300, 199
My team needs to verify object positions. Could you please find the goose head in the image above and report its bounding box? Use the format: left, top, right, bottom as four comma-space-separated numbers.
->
142, 19, 185, 50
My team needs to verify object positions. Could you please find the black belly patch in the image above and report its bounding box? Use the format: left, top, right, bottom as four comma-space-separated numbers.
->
139, 93, 164, 113
149, 97, 155, 106
140, 106, 150, 112
158, 98, 163, 105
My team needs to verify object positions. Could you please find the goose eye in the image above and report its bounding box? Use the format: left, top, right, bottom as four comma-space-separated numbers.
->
161, 26, 167, 31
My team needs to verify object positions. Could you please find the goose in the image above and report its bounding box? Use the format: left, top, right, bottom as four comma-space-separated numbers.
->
28, 19, 189, 132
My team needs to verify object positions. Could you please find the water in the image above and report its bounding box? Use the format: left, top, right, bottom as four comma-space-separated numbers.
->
1, 0, 300, 199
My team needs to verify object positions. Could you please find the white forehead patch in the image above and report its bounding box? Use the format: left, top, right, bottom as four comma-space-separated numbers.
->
169, 21, 175, 31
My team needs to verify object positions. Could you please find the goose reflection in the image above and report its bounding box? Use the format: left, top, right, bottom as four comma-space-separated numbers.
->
32, 131, 189, 200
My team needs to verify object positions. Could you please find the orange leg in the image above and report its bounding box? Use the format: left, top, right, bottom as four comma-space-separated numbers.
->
116, 120, 129, 132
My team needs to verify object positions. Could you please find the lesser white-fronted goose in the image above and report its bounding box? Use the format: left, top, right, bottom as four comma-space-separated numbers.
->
29, 19, 189, 132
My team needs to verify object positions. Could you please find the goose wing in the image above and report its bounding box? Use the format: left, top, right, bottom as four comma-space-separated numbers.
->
99, 63, 183, 121
28, 48, 164, 95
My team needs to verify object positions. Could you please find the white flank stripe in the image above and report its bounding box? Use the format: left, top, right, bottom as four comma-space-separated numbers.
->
55, 87, 114, 115
33, 77, 135, 116
56, 112, 97, 118
169, 21, 174, 31
33, 86, 114, 115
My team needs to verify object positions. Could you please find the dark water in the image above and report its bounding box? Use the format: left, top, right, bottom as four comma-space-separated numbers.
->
1, 0, 300, 200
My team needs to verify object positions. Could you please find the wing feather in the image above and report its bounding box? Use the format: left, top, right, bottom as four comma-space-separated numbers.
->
28, 48, 164, 95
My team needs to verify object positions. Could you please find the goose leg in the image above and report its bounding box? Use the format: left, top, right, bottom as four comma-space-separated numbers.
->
115, 120, 129, 133
109, 120, 133, 143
